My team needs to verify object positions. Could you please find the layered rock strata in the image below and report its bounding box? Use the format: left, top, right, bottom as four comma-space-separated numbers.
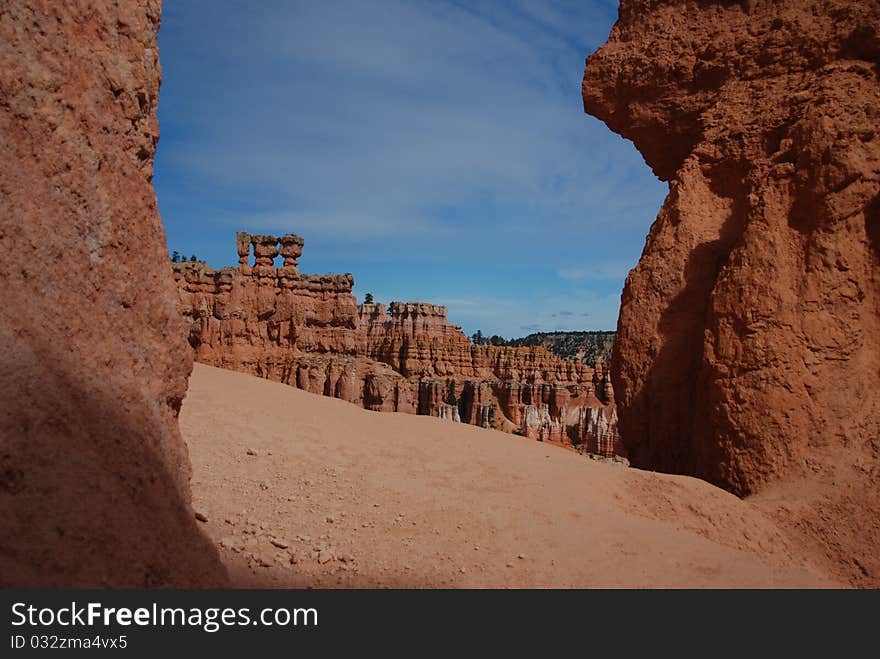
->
583, 0, 879, 585
0, 0, 225, 586
174, 235, 620, 454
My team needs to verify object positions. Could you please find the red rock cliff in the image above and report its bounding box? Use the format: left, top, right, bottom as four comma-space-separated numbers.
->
0, 0, 225, 586
176, 234, 622, 456
584, 0, 879, 584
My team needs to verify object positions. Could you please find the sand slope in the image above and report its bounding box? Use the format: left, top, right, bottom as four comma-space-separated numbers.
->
183, 364, 833, 588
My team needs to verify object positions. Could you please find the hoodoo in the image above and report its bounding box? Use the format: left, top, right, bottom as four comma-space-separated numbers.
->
583, 0, 879, 585
174, 233, 623, 457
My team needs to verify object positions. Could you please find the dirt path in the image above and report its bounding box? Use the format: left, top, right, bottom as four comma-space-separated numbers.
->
183, 364, 834, 588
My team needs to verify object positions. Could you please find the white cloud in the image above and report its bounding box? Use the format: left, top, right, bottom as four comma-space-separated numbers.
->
156, 0, 665, 335
159, 0, 662, 247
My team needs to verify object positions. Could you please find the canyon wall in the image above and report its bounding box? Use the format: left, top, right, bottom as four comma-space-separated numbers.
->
174, 234, 622, 456
584, 0, 879, 584
0, 0, 225, 586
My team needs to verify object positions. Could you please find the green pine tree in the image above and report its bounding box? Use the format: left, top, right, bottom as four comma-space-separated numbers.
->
445, 379, 457, 406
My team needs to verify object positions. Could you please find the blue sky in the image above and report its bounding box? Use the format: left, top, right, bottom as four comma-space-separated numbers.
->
155, 0, 665, 337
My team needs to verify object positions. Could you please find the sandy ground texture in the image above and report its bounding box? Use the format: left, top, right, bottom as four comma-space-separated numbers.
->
183, 364, 835, 588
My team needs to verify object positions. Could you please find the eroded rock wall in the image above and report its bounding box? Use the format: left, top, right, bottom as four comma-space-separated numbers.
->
175, 235, 620, 453
0, 0, 225, 586
584, 0, 879, 584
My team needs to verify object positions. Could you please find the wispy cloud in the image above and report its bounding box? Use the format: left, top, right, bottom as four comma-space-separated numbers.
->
156, 0, 665, 336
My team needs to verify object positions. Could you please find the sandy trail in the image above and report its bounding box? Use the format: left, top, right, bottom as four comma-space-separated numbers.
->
183, 364, 833, 588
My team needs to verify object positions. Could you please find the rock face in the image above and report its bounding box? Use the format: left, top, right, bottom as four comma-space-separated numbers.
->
0, 0, 225, 586
584, 0, 879, 584
175, 234, 621, 455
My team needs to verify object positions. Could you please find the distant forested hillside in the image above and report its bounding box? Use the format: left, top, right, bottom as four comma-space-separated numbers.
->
507, 331, 615, 366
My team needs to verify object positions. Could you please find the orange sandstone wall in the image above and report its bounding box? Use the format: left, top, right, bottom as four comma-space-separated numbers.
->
583, 0, 879, 585
0, 0, 225, 586
174, 235, 621, 454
